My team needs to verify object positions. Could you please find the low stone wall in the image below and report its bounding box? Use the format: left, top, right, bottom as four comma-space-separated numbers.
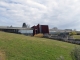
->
43, 34, 80, 45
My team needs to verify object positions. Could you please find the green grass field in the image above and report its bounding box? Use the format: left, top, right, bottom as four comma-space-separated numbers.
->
0, 31, 78, 60
73, 35, 80, 39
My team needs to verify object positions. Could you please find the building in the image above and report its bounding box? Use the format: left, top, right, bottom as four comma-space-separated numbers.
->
0, 26, 33, 35
0, 24, 49, 36
49, 27, 72, 34
32, 24, 49, 35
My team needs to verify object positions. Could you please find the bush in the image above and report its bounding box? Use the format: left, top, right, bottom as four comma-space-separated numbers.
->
71, 46, 80, 60
69, 31, 77, 36
34, 33, 43, 38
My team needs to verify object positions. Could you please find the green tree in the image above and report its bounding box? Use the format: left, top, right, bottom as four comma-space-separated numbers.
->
69, 31, 77, 36
22, 23, 30, 28
22, 23, 27, 28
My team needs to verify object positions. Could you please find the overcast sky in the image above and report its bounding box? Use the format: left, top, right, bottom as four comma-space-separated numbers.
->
0, 0, 80, 30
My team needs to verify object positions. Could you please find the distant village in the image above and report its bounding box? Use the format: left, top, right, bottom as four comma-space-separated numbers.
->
0, 23, 80, 44
0, 23, 79, 35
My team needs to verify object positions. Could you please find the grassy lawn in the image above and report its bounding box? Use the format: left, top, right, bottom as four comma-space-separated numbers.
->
73, 35, 80, 39
0, 31, 78, 60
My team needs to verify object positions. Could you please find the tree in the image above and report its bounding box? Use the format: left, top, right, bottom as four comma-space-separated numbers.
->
22, 23, 27, 28
22, 23, 30, 28
69, 31, 77, 36
26, 24, 30, 28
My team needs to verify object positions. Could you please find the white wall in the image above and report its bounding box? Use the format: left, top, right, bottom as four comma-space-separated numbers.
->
19, 30, 33, 34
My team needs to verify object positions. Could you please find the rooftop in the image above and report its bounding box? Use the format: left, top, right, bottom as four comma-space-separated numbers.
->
0, 26, 32, 30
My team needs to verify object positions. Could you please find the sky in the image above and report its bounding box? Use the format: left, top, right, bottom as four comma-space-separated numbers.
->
0, 0, 80, 30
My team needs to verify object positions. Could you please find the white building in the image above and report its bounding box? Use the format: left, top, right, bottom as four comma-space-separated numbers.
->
0, 26, 33, 35
49, 27, 72, 34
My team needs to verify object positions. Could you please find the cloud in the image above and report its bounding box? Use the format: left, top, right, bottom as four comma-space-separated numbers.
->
0, 0, 80, 30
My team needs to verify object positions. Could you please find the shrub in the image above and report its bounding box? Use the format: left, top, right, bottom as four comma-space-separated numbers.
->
71, 46, 80, 60
69, 31, 77, 36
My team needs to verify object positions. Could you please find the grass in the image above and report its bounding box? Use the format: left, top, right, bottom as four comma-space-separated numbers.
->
73, 35, 80, 39
0, 31, 78, 60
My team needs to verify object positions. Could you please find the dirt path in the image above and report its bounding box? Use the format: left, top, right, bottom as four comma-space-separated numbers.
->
0, 51, 6, 60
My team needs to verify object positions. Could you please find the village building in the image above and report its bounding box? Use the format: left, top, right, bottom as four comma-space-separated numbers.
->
0, 24, 49, 36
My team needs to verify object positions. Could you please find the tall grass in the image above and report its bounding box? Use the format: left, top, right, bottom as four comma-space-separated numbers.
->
0, 31, 77, 60
71, 46, 80, 60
